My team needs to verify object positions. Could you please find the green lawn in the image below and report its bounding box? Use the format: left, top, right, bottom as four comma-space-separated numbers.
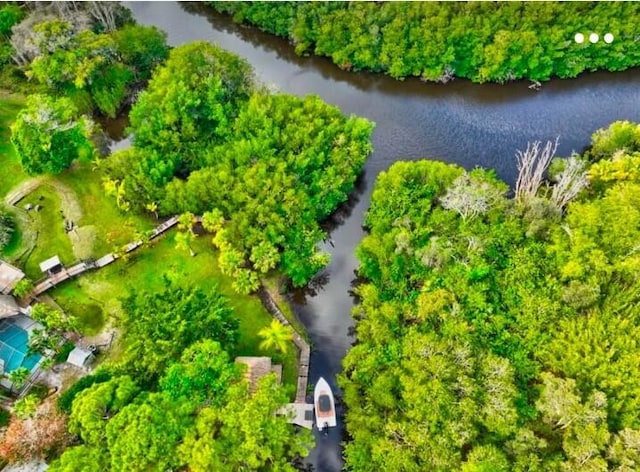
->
57, 163, 154, 255
50, 233, 298, 394
18, 187, 76, 279
0, 95, 28, 197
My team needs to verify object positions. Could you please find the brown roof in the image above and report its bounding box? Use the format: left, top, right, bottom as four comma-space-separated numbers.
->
0, 295, 19, 319
235, 356, 282, 393
0, 260, 25, 295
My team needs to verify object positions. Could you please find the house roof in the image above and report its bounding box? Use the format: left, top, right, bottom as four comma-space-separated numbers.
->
39, 256, 61, 273
0, 295, 19, 319
0, 260, 25, 295
67, 346, 94, 368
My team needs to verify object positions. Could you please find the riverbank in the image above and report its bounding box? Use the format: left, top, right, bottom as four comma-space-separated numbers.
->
204, 1, 640, 83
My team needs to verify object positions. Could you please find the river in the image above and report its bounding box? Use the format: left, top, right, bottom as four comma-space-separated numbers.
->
123, 3, 640, 470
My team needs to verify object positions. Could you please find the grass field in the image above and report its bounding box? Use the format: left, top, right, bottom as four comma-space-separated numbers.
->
50, 234, 298, 392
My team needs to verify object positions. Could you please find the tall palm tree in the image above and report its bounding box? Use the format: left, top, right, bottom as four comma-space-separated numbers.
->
258, 320, 293, 354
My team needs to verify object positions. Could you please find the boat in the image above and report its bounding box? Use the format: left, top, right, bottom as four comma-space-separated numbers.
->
314, 377, 337, 431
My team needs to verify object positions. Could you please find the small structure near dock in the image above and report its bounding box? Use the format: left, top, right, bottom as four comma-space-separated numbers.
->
235, 356, 314, 430
39, 255, 63, 275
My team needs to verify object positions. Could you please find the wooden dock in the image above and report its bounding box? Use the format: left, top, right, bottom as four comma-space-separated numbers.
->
279, 403, 314, 430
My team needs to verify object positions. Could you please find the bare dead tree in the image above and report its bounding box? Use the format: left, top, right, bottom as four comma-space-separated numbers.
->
87, 1, 118, 32
550, 155, 588, 210
515, 137, 559, 204
440, 172, 505, 220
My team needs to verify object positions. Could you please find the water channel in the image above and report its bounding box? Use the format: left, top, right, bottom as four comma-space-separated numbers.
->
124, 3, 640, 470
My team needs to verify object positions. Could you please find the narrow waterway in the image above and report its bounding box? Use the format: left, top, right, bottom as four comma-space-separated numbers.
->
125, 3, 640, 470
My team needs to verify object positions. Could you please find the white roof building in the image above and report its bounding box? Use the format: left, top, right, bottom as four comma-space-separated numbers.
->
67, 346, 95, 369
39, 256, 62, 274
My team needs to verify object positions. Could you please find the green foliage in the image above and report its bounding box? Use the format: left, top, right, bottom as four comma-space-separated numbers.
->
118, 279, 239, 381
0, 4, 24, 39
13, 394, 38, 419
127, 41, 253, 176
0, 408, 10, 428
208, 2, 640, 83
0, 209, 14, 250
10, 94, 95, 175
160, 340, 239, 404
7, 367, 30, 389
116, 43, 373, 291
10, 278, 33, 298
106, 393, 193, 472
341, 128, 640, 471
112, 24, 169, 82
258, 320, 293, 354
69, 376, 140, 445
178, 375, 312, 471
48, 445, 108, 472
57, 370, 113, 413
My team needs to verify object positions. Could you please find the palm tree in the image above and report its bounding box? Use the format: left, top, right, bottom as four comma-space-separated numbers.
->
258, 320, 293, 354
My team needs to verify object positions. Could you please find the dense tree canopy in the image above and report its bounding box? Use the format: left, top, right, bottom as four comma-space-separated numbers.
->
10, 94, 95, 175
9, 4, 167, 116
117, 279, 239, 381
208, 2, 640, 83
108, 42, 373, 291
50, 283, 311, 471
341, 122, 640, 470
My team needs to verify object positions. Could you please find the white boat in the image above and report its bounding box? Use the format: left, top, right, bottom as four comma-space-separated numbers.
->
314, 377, 337, 431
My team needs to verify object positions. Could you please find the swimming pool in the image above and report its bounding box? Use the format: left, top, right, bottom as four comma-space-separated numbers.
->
0, 320, 42, 373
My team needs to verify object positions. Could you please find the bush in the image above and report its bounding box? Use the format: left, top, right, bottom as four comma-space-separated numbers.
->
57, 370, 112, 413
0, 408, 10, 428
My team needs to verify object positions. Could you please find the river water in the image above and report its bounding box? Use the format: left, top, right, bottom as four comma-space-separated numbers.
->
124, 3, 640, 470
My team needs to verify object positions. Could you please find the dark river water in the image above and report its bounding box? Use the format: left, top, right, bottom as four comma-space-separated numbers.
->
124, 2, 640, 470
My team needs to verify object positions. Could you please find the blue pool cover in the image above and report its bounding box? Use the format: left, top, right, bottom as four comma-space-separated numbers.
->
0, 320, 41, 373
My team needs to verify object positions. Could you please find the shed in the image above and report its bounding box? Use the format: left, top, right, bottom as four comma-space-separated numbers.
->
235, 356, 282, 393
39, 256, 62, 275
0, 260, 25, 295
0, 294, 19, 319
67, 346, 95, 369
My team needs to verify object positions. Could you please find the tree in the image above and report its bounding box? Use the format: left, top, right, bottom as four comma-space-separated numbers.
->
515, 138, 558, 204
11, 94, 95, 175
47, 445, 108, 472
30, 303, 77, 333
106, 393, 193, 472
0, 4, 23, 39
7, 367, 30, 390
113, 24, 169, 82
118, 279, 239, 380
0, 399, 70, 464
11, 278, 33, 298
176, 212, 197, 256
258, 319, 294, 354
160, 340, 239, 404
440, 171, 507, 220
0, 209, 14, 250
179, 375, 312, 471
550, 155, 588, 210
69, 376, 140, 445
